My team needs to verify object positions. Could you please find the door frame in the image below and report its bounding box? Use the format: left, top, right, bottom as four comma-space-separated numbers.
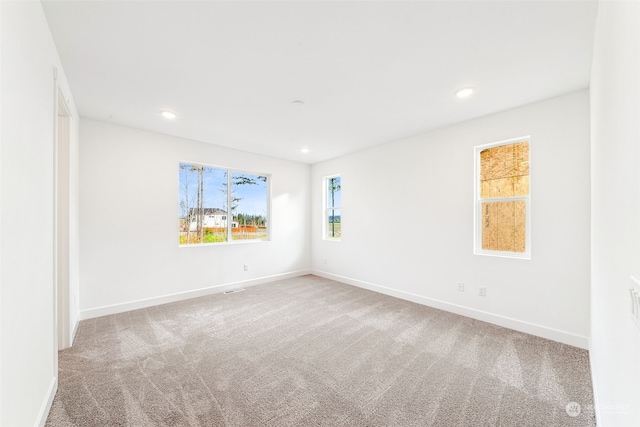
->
54, 71, 72, 353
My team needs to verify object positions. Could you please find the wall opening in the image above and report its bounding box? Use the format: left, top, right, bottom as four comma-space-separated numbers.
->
55, 87, 72, 350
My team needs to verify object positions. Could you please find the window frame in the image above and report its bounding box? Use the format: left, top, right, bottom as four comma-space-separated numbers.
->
323, 174, 342, 241
473, 136, 531, 259
178, 161, 271, 246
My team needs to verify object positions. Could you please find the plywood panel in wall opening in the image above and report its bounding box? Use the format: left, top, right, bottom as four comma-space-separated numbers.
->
479, 140, 529, 253
514, 200, 526, 252
482, 202, 498, 250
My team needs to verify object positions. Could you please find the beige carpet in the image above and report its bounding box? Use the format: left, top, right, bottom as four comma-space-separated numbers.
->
46, 275, 595, 426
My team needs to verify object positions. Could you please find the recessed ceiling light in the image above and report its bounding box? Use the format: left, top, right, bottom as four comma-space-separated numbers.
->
161, 110, 177, 119
292, 100, 305, 106
455, 87, 475, 98
301, 147, 310, 154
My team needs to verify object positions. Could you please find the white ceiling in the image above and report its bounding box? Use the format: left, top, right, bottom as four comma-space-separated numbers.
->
42, 0, 598, 164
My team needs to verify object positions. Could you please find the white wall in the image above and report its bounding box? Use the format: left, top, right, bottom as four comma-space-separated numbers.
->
0, 1, 80, 426
1, 1, 4, 420
79, 119, 310, 317
1, 1, 4, 421
68, 100, 81, 344
312, 90, 591, 348
590, 1, 640, 425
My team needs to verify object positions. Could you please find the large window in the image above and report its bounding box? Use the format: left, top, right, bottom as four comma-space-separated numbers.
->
324, 175, 341, 240
179, 162, 269, 245
475, 138, 530, 258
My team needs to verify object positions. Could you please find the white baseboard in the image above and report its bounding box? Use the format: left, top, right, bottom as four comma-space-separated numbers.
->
312, 270, 589, 349
36, 376, 57, 427
588, 338, 602, 425
80, 270, 311, 320
71, 318, 79, 345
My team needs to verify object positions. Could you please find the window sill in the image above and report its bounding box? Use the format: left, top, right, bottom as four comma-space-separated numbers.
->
179, 239, 269, 248
474, 250, 530, 260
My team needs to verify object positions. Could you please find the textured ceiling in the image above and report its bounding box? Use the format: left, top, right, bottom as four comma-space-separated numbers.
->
42, 0, 598, 164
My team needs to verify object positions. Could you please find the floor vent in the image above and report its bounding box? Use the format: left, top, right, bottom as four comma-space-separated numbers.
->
224, 288, 246, 295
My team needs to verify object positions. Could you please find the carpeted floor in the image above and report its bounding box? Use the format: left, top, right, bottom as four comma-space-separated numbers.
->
46, 275, 595, 426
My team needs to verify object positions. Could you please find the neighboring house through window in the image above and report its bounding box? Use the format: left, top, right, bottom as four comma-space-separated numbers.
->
475, 137, 530, 258
188, 208, 237, 232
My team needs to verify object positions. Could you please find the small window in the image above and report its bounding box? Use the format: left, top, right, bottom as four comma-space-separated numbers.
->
324, 175, 341, 240
474, 138, 530, 258
179, 162, 269, 245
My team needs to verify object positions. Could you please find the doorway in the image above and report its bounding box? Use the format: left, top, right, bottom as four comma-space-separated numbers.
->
56, 87, 72, 350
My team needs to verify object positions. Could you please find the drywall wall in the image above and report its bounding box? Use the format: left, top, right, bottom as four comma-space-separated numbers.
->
79, 119, 310, 317
0, 1, 80, 426
590, 1, 640, 425
312, 90, 591, 348
0, 1, 4, 422
1, 1, 3, 420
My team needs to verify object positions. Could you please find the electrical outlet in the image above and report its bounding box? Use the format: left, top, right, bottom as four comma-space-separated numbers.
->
243, 264, 249, 271
479, 287, 486, 297
323, 259, 327, 264
457, 282, 464, 292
